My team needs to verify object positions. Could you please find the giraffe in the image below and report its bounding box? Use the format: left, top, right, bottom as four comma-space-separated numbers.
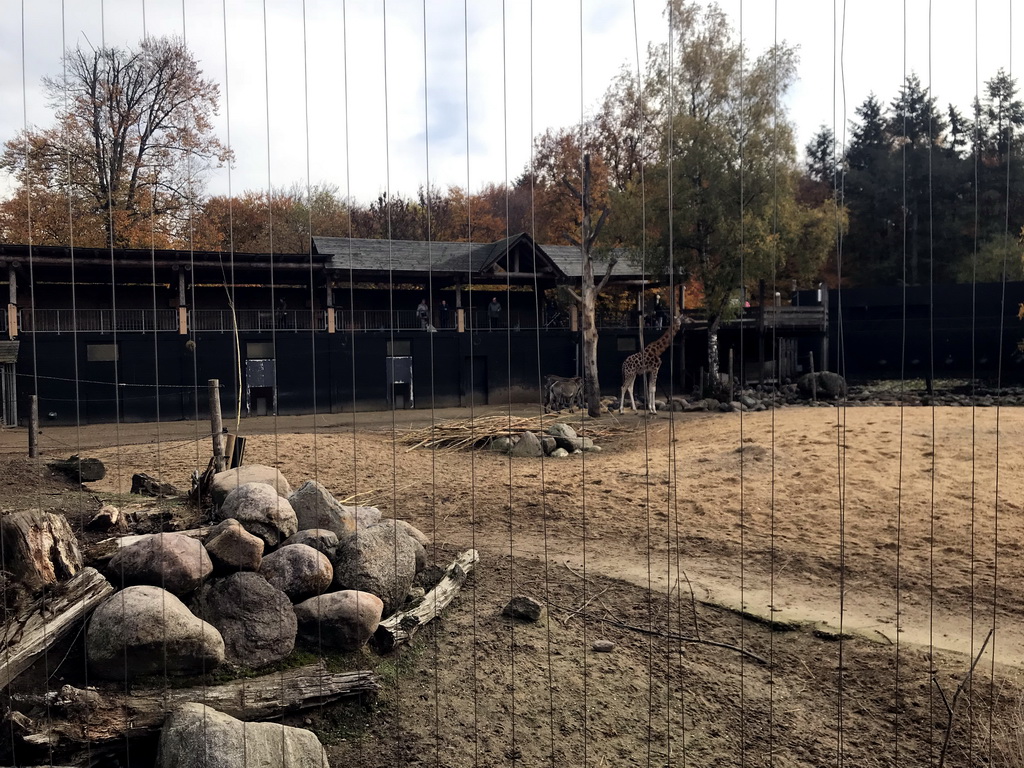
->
618, 314, 684, 414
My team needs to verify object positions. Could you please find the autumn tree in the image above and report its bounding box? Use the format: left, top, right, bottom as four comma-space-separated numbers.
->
0, 36, 228, 248
604, 0, 838, 385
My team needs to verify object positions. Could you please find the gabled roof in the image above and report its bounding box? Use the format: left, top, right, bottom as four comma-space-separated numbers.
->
312, 233, 645, 281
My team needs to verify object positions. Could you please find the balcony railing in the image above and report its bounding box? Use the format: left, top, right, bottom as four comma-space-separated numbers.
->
18, 308, 178, 333
189, 309, 327, 332
7, 305, 826, 335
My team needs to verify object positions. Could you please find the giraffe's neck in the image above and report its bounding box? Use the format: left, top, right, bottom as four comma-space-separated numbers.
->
644, 321, 680, 360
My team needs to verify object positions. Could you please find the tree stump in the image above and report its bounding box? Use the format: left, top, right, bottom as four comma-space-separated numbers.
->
130, 472, 180, 497
1, 510, 82, 592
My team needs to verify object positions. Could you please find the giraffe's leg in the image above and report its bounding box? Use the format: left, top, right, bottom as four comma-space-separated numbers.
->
619, 372, 636, 414
648, 366, 660, 414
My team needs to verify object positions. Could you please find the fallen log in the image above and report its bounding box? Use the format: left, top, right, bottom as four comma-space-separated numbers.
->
84, 526, 211, 567
47, 456, 105, 483
15, 662, 378, 750
0, 567, 113, 690
373, 548, 479, 652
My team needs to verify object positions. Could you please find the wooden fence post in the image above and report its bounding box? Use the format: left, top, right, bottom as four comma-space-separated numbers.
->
28, 395, 38, 458
209, 379, 225, 473
728, 349, 734, 403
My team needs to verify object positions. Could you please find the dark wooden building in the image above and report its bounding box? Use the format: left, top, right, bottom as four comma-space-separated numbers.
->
1, 236, 827, 425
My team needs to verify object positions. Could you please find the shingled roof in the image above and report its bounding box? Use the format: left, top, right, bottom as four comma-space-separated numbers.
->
312, 233, 645, 281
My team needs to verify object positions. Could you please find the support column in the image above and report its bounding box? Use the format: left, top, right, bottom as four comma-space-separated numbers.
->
7, 263, 17, 339
570, 304, 578, 333
326, 281, 336, 334
455, 285, 465, 333
177, 267, 187, 335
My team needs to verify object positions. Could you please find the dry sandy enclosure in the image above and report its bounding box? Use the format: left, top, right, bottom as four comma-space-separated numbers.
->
4, 403, 1024, 767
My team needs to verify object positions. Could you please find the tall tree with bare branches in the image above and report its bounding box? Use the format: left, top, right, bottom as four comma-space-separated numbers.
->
1, 36, 229, 247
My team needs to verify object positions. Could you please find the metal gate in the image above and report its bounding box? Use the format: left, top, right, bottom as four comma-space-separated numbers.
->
1, 364, 15, 427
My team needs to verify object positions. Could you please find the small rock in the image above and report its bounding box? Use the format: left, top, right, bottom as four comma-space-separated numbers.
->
503, 595, 545, 623
547, 422, 577, 440
294, 590, 383, 651
592, 639, 615, 653
283, 528, 340, 558
204, 519, 264, 573
260, 544, 333, 602
550, 447, 570, 458
510, 431, 544, 458
540, 436, 557, 455
490, 436, 512, 453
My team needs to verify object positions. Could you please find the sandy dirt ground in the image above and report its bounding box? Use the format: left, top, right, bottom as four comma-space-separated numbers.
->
3, 404, 1024, 766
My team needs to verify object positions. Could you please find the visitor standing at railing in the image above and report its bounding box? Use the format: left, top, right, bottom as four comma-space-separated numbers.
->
416, 298, 429, 330
438, 300, 450, 329
488, 297, 501, 330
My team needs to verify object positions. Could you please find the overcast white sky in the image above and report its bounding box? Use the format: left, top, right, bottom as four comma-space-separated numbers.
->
0, 0, 1018, 204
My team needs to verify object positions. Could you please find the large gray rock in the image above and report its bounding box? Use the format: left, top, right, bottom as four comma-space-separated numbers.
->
204, 519, 264, 573
797, 371, 848, 400
283, 529, 339, 558
158, 703, 329, 768
87, 586, 225, 680
218, 482, 298, 548
107, 533, 212, 595
288, 480, 381, 537
510, 430, 543, 458
211, 465, 292, 507
392, 519, 430, 547
190, 572, 296, 668
331, 523, 417, 617
259, 544, 333, 602
547, 422, 577, 440
294, 590, 383, 652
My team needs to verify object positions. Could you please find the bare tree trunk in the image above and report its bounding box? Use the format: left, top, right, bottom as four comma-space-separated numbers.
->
707, 314, 722, 392
580, 256, 602, 418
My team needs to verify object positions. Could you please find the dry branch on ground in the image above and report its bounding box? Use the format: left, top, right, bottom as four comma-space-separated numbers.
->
399, 414, 626, 451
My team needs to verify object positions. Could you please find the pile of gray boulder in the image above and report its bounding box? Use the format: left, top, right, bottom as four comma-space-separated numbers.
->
489, 422, 602, 458
85, 464, 430, 766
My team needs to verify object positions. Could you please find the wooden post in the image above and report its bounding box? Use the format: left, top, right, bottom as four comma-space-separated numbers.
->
728, 349, 734, 403
570, 304, 579, 333
809, 351, 817, 401
28, 395, 38, 458
177, 268, 188, 335
455, 286, 465, 332
208, 379, 225, 473
819, 281, 829, 372
326, 282, 335, 333
7, 263, 17, 339
757, 279, 766, 387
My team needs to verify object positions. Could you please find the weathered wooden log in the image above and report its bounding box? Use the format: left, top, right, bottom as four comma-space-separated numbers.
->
373, 548, 479, 653
84, 526, 211, 567
47, 456, 105, 483
130, 472, 180, 497
0, 567, 113, 690
1, 509, 82, 591
15, 662, 378, 750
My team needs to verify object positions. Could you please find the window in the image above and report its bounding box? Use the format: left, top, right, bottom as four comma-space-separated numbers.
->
617, 337, 638, 352
387, 340, 411, 356
246, 342, 275, 359
87, 343, 119, 362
